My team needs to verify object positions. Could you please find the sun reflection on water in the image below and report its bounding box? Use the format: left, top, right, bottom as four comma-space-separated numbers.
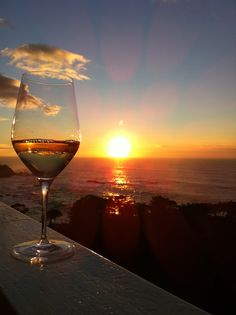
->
112, 167, 130, 187
103, 162, 135, 215
105, 194, 136, 216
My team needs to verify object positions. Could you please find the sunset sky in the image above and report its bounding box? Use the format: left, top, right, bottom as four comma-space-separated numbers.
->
0, 0, 236, 158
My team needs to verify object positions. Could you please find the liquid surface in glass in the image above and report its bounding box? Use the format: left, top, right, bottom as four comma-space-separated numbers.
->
12, 139, 80, 179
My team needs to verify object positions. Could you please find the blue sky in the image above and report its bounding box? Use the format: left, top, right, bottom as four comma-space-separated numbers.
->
0, 0, 236, 158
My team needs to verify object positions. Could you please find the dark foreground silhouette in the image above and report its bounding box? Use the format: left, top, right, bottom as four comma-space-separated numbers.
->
0, 164, 16, 177
51, 195, 236, 315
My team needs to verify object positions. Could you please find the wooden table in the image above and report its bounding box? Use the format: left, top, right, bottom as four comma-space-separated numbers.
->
0, 202, 209, 315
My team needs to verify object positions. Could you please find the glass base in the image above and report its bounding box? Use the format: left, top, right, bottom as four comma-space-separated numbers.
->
11, 240, 75, 264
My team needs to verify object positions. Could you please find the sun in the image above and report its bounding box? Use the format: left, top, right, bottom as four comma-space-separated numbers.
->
108, 136, 131, 158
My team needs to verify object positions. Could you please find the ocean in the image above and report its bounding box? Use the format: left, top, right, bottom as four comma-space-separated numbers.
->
1, 157, 236, 220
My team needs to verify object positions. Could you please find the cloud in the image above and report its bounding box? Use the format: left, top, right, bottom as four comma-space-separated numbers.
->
0, 74, 20, 108
42, 104, 61, 116
1, 44, 90, 80
17, 83, 61, 116
0, 18, 11, 28
0, 74, 60, 116
0, 144, 11, 149
0, 117, 9, 121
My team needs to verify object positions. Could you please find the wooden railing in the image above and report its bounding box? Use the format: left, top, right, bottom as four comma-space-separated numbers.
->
0, 202, 209, 315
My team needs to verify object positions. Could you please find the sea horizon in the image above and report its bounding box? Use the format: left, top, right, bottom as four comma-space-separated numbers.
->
1, 156, 236, 221
1, 155, 236, 169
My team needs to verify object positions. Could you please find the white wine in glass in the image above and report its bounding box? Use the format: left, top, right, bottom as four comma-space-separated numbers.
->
11, 72, 81, 264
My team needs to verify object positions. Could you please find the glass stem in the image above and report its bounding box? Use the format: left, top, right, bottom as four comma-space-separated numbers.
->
39, 179, 52, 245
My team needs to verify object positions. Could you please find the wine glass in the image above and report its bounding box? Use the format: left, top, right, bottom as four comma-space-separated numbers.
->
11, 72, 81, 264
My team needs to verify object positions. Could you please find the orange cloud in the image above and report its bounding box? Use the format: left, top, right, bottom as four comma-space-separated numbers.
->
17, 83, 61, 116
0, 144, 11, 149
0, 117, 9, 121
0, 74, 20, 108
1, 44, 90, 80
0, 74, 60, 116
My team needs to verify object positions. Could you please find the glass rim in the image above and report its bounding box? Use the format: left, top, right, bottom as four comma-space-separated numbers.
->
21, 71, 74, 85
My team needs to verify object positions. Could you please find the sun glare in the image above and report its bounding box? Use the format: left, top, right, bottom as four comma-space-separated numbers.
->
108, 136, 131, 158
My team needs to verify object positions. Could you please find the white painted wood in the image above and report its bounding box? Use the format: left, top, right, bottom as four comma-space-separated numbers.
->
0, 202, 209, 315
